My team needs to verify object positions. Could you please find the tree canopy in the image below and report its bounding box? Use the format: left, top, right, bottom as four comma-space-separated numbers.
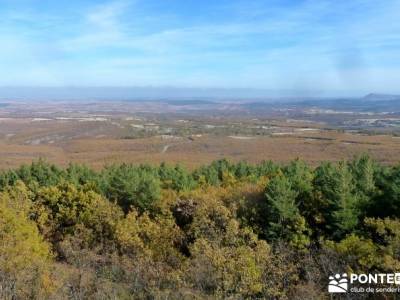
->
0, 156, 399, 298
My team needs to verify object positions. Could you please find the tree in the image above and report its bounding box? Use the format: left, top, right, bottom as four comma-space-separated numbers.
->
349, 154, 377, 216
159, 163, 196, 191
0, 185, 54, 299
324, 234, 380, 271
102, 165, 161, 213
364, 217, 400, 271
1, 158, 400, 298
234, 161, 253, 179
283, 159, 314, 216
17, 159, 64, 188
187, 238, 267, 298
193, 165, 219, 186
66, 163, 100, 188
264, 175, 310, 248
369, 165, 400, 218
349, 154, 376, 196
33, 183, 123, 244
313, 162, 360, 239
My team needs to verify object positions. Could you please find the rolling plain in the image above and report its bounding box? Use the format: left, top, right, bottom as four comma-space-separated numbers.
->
1, 95, 400, 169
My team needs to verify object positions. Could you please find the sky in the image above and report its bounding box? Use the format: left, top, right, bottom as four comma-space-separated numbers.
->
0, 0, 400, 96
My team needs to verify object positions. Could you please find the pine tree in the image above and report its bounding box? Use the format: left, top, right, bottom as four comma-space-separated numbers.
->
313, 162, 359, 239
264, 175, 310, 247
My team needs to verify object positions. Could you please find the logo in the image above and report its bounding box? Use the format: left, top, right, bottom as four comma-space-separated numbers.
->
328, 272, 400, 294
329, 273, 348, 293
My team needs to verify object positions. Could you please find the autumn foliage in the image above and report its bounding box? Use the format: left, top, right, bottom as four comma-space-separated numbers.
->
0, 156, 400, 299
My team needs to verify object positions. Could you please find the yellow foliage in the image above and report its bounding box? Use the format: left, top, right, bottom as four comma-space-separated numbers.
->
221, 170, 237, 187
364, 217, 400, 271
0, 188, 54, 299
324, 234, 380, 271
115, 210, 147, 256
188, 238, 269, 297
33, 183, 123, 243
116, 210, 183, 262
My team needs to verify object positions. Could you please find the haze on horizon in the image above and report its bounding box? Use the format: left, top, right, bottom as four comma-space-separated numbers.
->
1, 0, 400, 96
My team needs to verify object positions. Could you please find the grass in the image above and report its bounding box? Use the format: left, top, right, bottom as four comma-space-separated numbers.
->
0, 130, 399, 170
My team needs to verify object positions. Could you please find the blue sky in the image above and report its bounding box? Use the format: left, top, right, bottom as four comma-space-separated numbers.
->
0, 0, 399, 95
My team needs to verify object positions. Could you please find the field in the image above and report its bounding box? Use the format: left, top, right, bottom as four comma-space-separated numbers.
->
0, 98, 400, 169
1, 98, 400, 169
1, 130, 400, 170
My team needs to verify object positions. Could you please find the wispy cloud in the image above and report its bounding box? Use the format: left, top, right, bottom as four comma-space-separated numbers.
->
86, 0, 129, 29
0, 0, 399, 94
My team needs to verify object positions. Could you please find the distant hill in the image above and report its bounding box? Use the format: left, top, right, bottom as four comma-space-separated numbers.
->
362, 93, 400, 101
164, 99, 216, 106
0, 87, 310, 101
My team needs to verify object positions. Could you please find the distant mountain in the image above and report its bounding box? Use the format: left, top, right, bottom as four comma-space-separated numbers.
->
362, 93, 400, 101
164, 99, 216, 106
0, 87, 308, 101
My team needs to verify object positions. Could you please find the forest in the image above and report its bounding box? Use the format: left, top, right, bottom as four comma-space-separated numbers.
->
1, 156, 400, 299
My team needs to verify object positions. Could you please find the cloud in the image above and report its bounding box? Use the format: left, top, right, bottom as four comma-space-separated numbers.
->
60, 0, 133, 50
0, 0, 400, 93
86, 0, 130, 29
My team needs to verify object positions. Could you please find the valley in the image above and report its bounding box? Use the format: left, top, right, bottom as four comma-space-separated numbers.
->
1, 96, 400, 169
